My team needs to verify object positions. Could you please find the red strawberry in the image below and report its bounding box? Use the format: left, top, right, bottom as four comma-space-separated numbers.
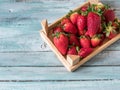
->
78, 48, 93, 58
77, 15, 87, 35
69, 34, 80, 46
70, 12, 79, 25
97, 25, 102, 33
67, 46, 78, 55
80, 35, 91, 48
81, 6, 88, 12
61, 18, 71, 25
91, 34, 102, 47
87, 12, 101, 37
53, 33, 69, 55
63, 22, 78, 34
112, 22, 119, 30
105, 22, 118, 39
53, 26, 63, 34
99, 34, 105, 45
104, 9, 115, 22
108, 31, 117, 39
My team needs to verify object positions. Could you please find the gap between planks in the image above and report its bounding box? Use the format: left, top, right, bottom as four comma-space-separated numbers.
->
0, 79, 120, 82
0, 49, 120, 53
0, 65, 120, 67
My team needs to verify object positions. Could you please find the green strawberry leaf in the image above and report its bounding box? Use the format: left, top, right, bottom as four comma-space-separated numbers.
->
52, 33, 55, 37
104, 4, 110, 9
106, 31, 110, 37
66, 10, 73, 17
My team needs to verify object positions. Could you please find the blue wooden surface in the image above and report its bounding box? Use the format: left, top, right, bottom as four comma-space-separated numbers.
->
0, 0, 120, 90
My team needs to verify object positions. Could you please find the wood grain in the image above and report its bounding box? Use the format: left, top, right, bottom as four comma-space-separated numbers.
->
0, 81, 120, 90
0, 0, 120, 89
0, 67, 120, 80
0, 51, 120, 66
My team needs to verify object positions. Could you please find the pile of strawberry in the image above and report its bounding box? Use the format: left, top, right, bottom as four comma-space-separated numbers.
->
52, 3, 120, 59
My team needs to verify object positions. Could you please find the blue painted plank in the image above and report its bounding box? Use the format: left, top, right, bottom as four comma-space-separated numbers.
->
0, 51, 120, 66
0, 81, 120, 90
0, 67, 119, 80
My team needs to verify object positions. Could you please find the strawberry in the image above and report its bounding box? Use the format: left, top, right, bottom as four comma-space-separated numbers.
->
105, 22, 118, 39
53, 26, 63, 34
69, 34, 80, 46
108, 31, 117, 39
112, 22, 118, 29
63, 22, 78, 34
104, 9, 115, 22
112, 21, 120, 30
87, 12, 101, 37
61, 18, 71, 25
70, 12, 79, 25
91, 34, 103, 47
99, 34, 105, 45
97, 25, 102, 33
77, 15, 87, 35
67, 46, 78, 55
78, 48, 93, 58
53, 33, 69, 55
81, 6, 88, 12
80, 35, 91, 48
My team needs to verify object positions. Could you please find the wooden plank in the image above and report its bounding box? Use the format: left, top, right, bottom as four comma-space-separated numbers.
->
0, 81, 120, 90
0, 67, 120, 80
0, 33, 51, 51
0, 51, 120, 66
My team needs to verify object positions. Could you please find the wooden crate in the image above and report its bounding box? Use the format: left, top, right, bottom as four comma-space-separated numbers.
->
40, 0, 120, 72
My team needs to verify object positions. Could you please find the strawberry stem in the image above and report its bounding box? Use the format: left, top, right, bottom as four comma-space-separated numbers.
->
76, 46, 80, 52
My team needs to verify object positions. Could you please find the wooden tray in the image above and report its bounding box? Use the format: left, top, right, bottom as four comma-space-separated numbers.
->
40, 0, 120, 72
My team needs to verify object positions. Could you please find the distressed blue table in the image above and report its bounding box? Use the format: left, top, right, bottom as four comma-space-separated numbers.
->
0, 0, 120, 90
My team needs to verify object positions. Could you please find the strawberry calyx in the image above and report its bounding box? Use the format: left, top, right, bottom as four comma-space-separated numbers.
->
104, 4, 110, 10
52, 32, 67, 38
76, 46, 80, 52
66, 10, 74, 18
92, 34, 103, 39
87, 4, 104, 16
80, 10, 88, 16
66, 10, 79, 18
80, 35, 85, 39
80, 35, 89, 39
104, 22, 117, 37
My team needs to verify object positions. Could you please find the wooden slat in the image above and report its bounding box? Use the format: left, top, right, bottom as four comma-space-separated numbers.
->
0, 67, 120, 80
0, 51, 120, 66
0, 81, 120, 90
